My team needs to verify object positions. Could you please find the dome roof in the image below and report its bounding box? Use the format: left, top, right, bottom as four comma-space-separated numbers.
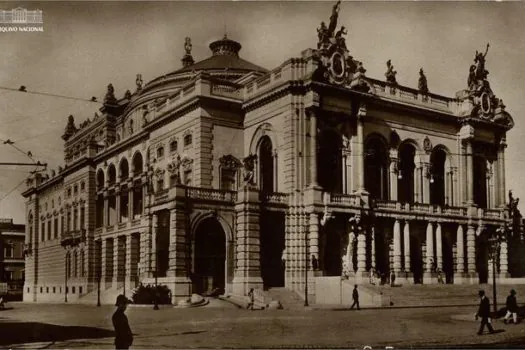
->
175, 35, 267, 74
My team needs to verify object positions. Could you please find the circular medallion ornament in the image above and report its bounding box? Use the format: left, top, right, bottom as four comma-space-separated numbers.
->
480, 92, 491, 114
329, 51, 347, 84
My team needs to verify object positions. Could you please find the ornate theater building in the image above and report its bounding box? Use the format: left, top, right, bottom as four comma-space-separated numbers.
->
22, 2, 523, 304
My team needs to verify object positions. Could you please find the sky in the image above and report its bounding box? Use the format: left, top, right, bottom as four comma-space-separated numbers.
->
0, 1, 524, 224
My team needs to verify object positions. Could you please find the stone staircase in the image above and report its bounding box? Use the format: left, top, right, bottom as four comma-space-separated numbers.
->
343, 282, 525, 308
264, 287, 306, 310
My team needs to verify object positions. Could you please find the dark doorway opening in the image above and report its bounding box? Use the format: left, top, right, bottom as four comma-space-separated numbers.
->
410, 234, 423, 284
157, 210, 170, 277
260, 211, 285, 288
194, 218, 226, 294
442, 231, 454, 284
476, 233, 489, 284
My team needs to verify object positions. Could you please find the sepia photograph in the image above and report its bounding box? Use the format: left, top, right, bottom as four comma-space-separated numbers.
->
1, 1, 525, 348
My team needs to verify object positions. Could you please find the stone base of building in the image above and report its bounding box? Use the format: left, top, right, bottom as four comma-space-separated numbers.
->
453, 272, 479, 284
351, 271, 370, 284
232, 276, 264, 296
423, 272, 438, 284
397, 271, 414, 285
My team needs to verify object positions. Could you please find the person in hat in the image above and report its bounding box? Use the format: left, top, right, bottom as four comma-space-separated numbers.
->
475, 290, 495, 335
504, 289, 518, 324
112, 294, 133, 349
350, 285, 360, 310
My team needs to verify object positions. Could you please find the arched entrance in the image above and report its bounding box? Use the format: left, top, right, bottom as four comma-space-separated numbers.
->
430, 148, 446, 206
193, 218, 226, 294
365, 137, 389, 200
398, 143, 416, 203
259, 136, 274, 194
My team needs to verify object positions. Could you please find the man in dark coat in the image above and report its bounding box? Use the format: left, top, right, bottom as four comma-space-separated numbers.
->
350, 285, 360, 310
475, 290, 494, 335
112, 294, 133, 349
504, 289, 518, 324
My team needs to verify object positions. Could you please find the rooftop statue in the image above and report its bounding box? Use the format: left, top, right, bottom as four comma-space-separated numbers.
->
385, 60, 397, 85
418, 68, 429, 94
136, 74, 143, 91
468, 43, 489, 90
104, 83, 117, 105
317, 21, 329, 49
184, 37, 192, 55
328, 0, 341, 38
335, 26, 347, 50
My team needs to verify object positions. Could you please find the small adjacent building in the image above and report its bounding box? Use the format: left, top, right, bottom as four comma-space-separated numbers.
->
0, 218, 25, 299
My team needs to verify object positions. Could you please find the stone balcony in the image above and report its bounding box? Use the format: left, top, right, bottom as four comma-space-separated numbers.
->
60, 229, 86, 247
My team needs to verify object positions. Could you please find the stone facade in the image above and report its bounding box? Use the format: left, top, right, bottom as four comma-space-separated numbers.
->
21, 4, 524, 304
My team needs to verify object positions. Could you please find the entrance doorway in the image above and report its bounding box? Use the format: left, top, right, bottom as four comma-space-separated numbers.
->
194, 218, 226, 294
410, 235, 423, 284
476, 233, 489, 284
260, 211, 285, 288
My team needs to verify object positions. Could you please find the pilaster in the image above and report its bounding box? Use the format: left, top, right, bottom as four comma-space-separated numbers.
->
393, 219, 402, 273
232, 185, 264, 295
423, 221, 436, 284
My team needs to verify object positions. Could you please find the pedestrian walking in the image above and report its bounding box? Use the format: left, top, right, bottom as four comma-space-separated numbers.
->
112, 294, 133, 350
504, 289, 518, 325
248, 288, 255, 310
475, 290, 495, 335
390, 271, 396, 287
350, 284, 360, 310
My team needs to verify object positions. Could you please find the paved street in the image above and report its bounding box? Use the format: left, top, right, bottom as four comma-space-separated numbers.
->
2, 302, 525, 349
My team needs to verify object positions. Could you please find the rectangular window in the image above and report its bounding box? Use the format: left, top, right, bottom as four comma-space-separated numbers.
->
53, 287, 56, 293
4, 244, 13, 258
41, 222, 45, 241
47, 220, 51, 240
72, 286, 75, 294
220, 168, 237, 191
73, 209, 78, 230
66, 287, 68, 293
46, 287, 49, 293
61, 216, 64, 234
80, 207, 85, 229
157, 179, 164, 191
79, 286, 83, 295
40, 287, 43, 293
54, 218, 58, 238
27, 287, 30, 293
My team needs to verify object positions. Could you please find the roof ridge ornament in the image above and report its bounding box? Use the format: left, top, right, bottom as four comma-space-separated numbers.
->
182, 37, 195, 68
313, 1, 359, 87
456, 43, 513, 128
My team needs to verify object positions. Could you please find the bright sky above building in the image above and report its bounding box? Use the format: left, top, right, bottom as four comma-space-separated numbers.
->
0, 1, 524, 224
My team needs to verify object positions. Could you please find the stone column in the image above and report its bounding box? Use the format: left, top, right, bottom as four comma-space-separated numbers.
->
356, 106, 366, 192
414, 164, 422, 204
466, 141, 474, 205
101, 238, 107, 289
466, 225, 477, 279
346, 231, 355, 275
403, 220, 411, 272
356, 225, 367, 281
422, 162, 430, 204
309, 109, 318, 187
307, 213, 319, 296
455, 225, 465, 275
436, 223, 443, 271
500, 240, 509, 278
452, 167, 458, 206
498, 138, 507, 208
103, 191, 109, 227
389, 151, 398, 201
424, 222, 435, 283
167, 187, 192, 302
125, 234, 132, 293
371, 225, 376, 270
113, 236, 125, 290
151, 213, 158, 277
393, 219, 402, 273
232, 185, 264, 295
128, 185, 134, 220
116, 186, 121, 223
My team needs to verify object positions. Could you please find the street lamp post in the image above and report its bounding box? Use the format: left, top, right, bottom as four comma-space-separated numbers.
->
304, 222, 309, 307
153, 249, 159, 310
64, 253, 68, 303
97, 270, 101, 307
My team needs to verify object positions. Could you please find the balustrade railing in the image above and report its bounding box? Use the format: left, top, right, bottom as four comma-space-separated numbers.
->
330, 193, 359, 206
261, 192, 288, 204
186, 187, 237, 203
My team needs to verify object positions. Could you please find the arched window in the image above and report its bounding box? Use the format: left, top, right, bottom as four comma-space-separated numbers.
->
108, 164, 116, 185
119, 158, 129, 180
157, 146, 164, 159
474, 156, 488, 208
364, 137, 389, 200
318, 129, 342, 193
430, 148, 447, 206
132, 152, 143, 175
97, 170, 105, 190
398, 143, 416, 203
259, 136, 274, 193
184, 134, 192, 147
170, 140, 178, 153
